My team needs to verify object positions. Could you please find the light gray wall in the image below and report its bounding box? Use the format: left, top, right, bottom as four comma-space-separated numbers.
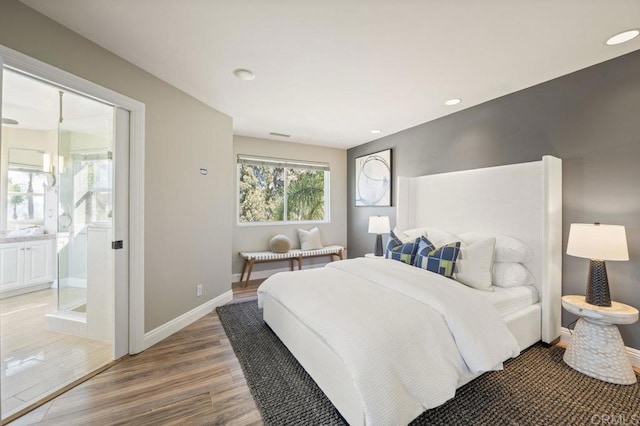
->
0, 0, 233, 332
233, 135, 347, 276
348, 49, 640, 350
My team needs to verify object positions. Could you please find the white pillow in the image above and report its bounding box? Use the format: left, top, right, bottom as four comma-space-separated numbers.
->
458, 232, 532, 263
454, 238, 496, 292
297, 227, 323, 250
493, 263, 535, 287
404, 227, 459, 247
392, 226, 427, 244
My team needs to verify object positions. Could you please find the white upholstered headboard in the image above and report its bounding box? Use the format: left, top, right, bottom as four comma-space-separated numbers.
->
396, 156, 562, 344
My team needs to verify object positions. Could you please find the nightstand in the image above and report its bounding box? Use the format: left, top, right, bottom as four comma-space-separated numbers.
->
364, 253, 384, 258
561, 295, 639, 385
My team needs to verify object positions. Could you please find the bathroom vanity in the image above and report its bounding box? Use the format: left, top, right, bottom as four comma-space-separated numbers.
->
0, 234, 55, 298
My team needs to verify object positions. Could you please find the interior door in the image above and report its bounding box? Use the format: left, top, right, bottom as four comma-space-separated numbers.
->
113, 107, 130, 359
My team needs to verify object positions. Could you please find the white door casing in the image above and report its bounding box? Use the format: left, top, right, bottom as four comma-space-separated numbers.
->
0, 44, 146, 356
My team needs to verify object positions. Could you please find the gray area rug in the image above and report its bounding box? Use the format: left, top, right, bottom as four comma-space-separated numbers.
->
216, 300, 640, 425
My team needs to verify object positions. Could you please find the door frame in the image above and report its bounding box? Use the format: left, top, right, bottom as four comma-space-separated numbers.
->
0, 44, 146, 354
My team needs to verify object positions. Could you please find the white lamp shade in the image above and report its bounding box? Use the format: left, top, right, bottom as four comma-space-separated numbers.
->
368, 216, 390, 234
566, 223, 629, 261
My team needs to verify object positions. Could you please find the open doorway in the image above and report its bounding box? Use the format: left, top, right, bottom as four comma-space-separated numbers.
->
0, 68, 123, 420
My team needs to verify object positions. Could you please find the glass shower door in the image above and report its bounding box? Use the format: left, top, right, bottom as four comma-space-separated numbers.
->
57, 90, 114, 338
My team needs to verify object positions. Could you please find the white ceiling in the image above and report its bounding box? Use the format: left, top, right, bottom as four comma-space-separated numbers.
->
2, 69, 113, 134
21, 0, 640, 149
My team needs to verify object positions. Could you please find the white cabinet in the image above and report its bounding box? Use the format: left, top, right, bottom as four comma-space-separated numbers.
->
0, 242, 24, 290
24, 239, 54, 285
0, 239, 54, 294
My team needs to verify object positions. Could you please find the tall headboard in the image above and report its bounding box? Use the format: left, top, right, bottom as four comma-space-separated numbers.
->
396, 156, 562, 344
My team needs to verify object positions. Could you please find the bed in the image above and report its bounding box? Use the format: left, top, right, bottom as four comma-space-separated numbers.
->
257, 156, 562, 425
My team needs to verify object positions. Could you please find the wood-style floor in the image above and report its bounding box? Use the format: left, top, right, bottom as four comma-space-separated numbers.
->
8, 279, 265, 426
1, 288, 112, 420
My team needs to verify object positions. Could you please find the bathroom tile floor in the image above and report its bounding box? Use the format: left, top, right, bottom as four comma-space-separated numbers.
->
1, 288, 112, 420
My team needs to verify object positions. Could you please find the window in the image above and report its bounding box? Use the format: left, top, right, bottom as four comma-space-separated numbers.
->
7, 169, 46, 227
238, 155, 330, 224
70, 153, 113, 225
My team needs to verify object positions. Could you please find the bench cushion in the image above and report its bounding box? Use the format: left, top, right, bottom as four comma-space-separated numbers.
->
240, 245, 343, 260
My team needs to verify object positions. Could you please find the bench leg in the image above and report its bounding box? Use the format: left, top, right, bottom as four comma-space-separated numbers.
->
245, 259, 255, 287
339, 249, 343, 260
240, 259, 248, 283
298, 255, 303, 270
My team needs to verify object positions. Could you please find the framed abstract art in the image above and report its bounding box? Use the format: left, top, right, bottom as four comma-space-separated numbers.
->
355, 149, 391, 206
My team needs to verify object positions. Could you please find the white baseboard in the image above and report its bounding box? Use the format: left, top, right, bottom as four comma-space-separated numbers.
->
58, 277, 87, 289
560, 327, 640, 369
0, 282, 52, 299
143, 290, 233, 350
231, 263, 325, 283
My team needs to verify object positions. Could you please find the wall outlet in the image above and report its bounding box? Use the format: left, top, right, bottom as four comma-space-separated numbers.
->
196, 284, 203, 297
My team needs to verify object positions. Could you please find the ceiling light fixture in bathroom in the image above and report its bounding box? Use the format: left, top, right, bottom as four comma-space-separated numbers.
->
270, 132, 290, 138
1, 117, 19, 125
445, 98, 462, 106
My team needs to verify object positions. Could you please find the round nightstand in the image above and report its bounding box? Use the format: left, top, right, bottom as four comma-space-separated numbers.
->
561, 295, 639, 385
364, 253, 384, 258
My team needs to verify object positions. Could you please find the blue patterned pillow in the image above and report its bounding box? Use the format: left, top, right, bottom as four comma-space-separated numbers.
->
387, 234, 421, 265
413, 236, 436, 261
414, 237, 461, 278
385, 230, 404, 258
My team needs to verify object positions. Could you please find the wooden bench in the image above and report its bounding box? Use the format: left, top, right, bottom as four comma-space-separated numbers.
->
239, 245, 344, 285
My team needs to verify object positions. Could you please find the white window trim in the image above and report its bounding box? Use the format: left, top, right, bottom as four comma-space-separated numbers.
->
236, 162, 331, 226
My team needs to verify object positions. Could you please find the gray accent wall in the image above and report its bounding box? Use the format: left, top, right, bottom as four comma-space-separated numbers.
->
348, 49, 640, 350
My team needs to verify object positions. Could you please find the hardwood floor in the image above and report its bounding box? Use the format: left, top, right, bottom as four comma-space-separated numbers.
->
230, 279, 262, 303
1, 288, 112, 420
8, 280, 265, 426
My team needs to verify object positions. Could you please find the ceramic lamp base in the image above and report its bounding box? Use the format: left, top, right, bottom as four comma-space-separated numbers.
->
586, 260, 611, 307
374, 234, 383, 257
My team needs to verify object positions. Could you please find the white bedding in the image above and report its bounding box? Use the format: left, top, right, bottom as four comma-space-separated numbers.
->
257, 258, 520, 426
480, 285, 539, 317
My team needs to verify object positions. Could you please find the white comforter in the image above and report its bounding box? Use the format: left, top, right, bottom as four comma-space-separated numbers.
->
257, 258, 520, 426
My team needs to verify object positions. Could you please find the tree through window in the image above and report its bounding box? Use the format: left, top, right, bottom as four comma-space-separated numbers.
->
238, 155, 329, 224
7, 169, 46, 227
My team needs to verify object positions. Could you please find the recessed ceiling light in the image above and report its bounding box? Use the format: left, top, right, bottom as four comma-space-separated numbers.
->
606, 29, 640, 46
445, 98, 462, 106
269, 132, 290, 138
1, 117, 19, 126
233, 68, 255, 80
370, 129, 382, 134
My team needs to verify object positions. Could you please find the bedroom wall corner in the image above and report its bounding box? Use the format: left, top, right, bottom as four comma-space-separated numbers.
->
347, 49, 640, 350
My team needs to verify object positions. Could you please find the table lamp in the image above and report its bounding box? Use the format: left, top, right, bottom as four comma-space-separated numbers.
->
566, 223, 629, 307
368, 216, 390, 257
